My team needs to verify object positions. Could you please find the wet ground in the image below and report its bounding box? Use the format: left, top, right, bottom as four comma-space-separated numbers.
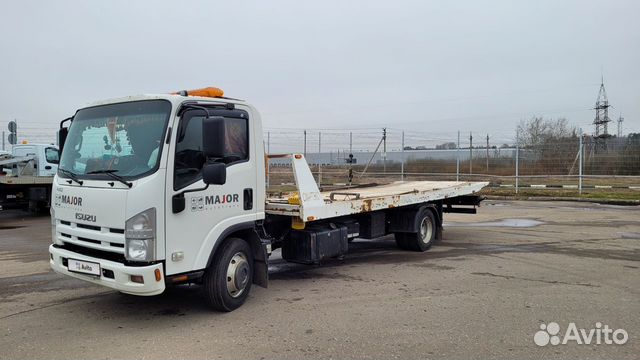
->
0, 200, 638, 359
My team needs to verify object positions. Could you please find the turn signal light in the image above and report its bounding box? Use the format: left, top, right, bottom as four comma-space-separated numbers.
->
173, 87, 224, 98
154, 269, 162, 282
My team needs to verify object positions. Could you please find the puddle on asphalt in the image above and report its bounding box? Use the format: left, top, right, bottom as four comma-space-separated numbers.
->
444, 219, 545, 228
618, 232, 640, 239
486, 202, 510, 207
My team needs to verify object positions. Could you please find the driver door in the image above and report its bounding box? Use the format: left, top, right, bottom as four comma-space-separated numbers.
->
164, 108, 258, 276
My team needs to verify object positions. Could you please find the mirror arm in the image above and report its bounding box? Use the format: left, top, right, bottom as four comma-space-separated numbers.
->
178, 104, 211, 118
60, 116, 73, 129
177, 184, 209, 198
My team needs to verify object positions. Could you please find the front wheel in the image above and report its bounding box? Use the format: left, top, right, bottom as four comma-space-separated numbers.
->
202, 238, 253, 312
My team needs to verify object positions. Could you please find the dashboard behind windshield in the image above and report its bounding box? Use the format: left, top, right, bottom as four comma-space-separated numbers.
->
59, 100, 171, 180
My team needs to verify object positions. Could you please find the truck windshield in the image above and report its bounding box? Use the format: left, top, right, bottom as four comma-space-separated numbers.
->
59, 100, 171, 180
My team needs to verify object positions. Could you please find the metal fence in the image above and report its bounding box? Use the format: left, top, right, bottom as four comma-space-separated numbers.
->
265, 129, 640, 195
5, 123, 639, 195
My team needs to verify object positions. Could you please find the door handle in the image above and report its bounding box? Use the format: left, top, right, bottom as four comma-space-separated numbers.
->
243, 188, 253, 210
45, 166, 52, 170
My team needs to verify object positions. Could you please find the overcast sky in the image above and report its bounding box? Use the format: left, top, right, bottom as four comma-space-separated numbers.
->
0, 0, 638, 150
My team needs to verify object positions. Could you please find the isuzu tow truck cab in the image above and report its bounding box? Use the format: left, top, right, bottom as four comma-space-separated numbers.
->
49, 87, 486, 311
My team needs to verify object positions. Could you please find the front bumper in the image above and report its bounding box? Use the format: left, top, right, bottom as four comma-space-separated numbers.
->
49, 244, 165, 296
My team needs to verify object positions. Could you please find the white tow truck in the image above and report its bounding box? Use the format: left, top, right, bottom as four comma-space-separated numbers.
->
49, 87, 487, 311
0, 143, 59, 211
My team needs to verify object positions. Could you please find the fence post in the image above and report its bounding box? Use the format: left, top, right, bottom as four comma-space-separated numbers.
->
486, 134, 489, 174
401, 131, 405, 181
469, 132, 473, 175
515, 144, 519, 194
348, 132, 353, 186
456, 131, 460, 181
318, 131, 322, 187
303, 130, 307, 157
382, 128, 387, 173
579, 130, 583, 195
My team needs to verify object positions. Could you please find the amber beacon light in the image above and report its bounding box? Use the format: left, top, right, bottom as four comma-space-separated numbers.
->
172, 87, 224, 98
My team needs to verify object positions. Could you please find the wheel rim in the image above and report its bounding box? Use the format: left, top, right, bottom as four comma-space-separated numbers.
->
226, 252, 250, 298
419, 216, 433, 244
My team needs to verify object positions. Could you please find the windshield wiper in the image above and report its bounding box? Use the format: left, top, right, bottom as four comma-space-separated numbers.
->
86, 170, 133, 188
58, 169, 83, 185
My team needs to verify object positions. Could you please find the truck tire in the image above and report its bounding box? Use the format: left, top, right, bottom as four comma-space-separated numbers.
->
202, 237, 253, 312
400, 208, 436, 252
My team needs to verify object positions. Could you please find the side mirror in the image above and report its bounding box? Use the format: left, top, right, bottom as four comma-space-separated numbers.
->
57, 128, 68, 153
202, 117, 226, 158
203, 162, 226, 185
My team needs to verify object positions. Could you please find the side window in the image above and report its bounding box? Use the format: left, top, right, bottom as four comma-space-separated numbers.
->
174, 117, 205, 189
174, 115, 249, 190
224, 118, 249, 163
45, 147, 59, 164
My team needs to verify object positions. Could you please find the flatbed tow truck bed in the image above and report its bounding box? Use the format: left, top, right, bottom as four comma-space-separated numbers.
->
264, 154, 487, 222
1, 154, 53, 185
0, 176, 54, 185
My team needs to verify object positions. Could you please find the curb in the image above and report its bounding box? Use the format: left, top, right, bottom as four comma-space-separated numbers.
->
483, 195, 640, 206
491, 184, 640, 189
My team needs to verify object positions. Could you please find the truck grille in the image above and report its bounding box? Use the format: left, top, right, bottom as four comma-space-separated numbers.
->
57, 242, 126, 264
56, 219, 126, 255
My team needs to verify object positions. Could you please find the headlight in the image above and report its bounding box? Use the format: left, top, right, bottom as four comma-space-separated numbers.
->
125, 208, 156, 262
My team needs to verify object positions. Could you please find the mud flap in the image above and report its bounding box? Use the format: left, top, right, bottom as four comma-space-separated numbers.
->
252, 239, 269, 288
436, 224, 443, 241
253, 259, 268, 288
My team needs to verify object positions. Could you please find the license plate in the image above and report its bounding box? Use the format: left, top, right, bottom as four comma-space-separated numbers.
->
67, 258, 101, 276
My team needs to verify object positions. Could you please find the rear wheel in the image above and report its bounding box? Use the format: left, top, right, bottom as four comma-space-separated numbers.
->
202, 238, 253, 312
399, 209, 436, 252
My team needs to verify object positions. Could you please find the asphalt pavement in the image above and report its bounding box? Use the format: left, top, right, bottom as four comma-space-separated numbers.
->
0, 200, 638, 359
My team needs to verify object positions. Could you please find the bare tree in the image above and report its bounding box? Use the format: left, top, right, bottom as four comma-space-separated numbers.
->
516, 117, 577, 148
515, 117, 579, 174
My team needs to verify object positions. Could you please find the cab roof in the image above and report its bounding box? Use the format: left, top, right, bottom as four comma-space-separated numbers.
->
85, 87, 247, 109
86, 93, 247, 108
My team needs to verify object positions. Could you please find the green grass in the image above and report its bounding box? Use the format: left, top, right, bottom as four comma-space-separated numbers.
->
481, 188, 640, 202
